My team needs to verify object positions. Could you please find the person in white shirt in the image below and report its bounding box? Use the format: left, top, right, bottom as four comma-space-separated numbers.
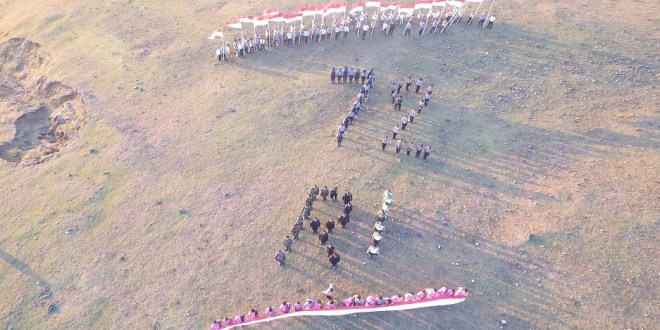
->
487, 15, 496, 29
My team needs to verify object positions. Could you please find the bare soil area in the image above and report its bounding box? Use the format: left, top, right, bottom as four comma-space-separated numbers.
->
0, 0, 657, 329
0, 38, 87, 165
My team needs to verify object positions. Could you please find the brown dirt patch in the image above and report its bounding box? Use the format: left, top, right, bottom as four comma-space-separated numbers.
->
0, 38, 87, 165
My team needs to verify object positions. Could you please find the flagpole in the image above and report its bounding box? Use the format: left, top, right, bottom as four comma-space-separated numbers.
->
483, 0, 494, 29
470, 0, 483, 26
421, 8, 432, 35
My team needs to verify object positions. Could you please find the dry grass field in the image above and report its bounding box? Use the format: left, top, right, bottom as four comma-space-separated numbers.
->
0, 0, 658, 329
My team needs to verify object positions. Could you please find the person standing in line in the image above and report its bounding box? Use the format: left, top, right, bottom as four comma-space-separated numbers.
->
409, 108, 416, 123
319, 229, 329, 245
325, 243, 335, 257
397, 79, 403, 93
275, 250, 286, 265
336, 132, 344, 147
320, 186, 329, 201
291, 224, 301, 239
326, 218, 335, 233
424, 145, 432, 159
487, 15, 496, 29
342, 190, 353, 205
367, 245, 380, 258
394, 96, 402, 111
416, 144, 424, 158
417, 99, 425, 114
343, 66, 349, 83
478, 12, 488, 27
381, 136, 388, 151
344, 201, 353, 215
401, 116, 408, 130
467, 12, 475, 25
330, 68, 336, 83
310, 217, 321, 233
392, 125, 399, 139
283, 235, 293, 251
404, 20, 412, 36
330, 187, 338, 201
418, 20, 425, 36
407, 141, 415, 156
416, 78, 423, 93
405, 76, 412, 92
395, 139, 403, 153
329, 253, 341, 268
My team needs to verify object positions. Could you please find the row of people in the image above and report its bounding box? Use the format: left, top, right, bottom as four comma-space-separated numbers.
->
336, 70, 375, 147
214, 9, 497, 62
330, 67, 373, 84
382, 77, 435, 159
211, 286, 468, 328
366, 190, 394, 257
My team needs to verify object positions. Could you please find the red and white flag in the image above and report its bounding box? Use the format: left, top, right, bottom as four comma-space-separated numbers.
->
298, 5, 323, 16
225, 19, 242, 29
466, 0, 482, 2
365, 1, 381, 8
380, 2, 398, 11
263, 7, 279, 16
239, 16, 254, 23
253, 15, 270, 26
208, 27, 223, 40
415, 0, 433, 9
268, 13, 284, 23
447, 0, 465, 7
283, 12, 303, 23
349, 2, 364, 14
323, 2, 347, 16
398, 3, 415, 14
432, 0, 447, 6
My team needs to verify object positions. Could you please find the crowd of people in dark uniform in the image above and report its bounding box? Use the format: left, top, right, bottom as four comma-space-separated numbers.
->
275, 185, 355, 269
334, 68, 376, 147
381, 76, 434, 159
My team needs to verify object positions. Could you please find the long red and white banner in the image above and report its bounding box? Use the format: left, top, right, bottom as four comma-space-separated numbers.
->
218, 295, 466, 330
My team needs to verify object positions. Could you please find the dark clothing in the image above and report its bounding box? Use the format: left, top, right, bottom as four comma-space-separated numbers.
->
330, 188, 338, 201
344, 203, 353, 215
342, 193, 352, 205
325, 244, 335, 256
329, 253, 341, 267
330, 69, 336, 83
310, 218, 321, 233
326, 219, 335, 232
338, 214, 349, 227
319, 232, 329, 245
320, 188, 329, 201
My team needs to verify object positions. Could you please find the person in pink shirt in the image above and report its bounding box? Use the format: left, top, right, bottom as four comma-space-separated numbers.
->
327, 300, 336, 308
248, 309, 258, 319
445, 288, 454, 296
316, 300, 324, 309
233, 315, 244, 324
304, 298, 315, 310
390, 294, 403, 304
355, 295, 366, 306
426, 288, 438, 298
211, 320, 221, 330
343, 296, 355, 307
265, 306, 276, 317
279, 301, 291, 313
221, 317, 232, 327
404, 292, 414, 302
366, 295, 376, 306
454, 287, 468, 297
437, 287, 447, 295
293, 302, 303, 311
